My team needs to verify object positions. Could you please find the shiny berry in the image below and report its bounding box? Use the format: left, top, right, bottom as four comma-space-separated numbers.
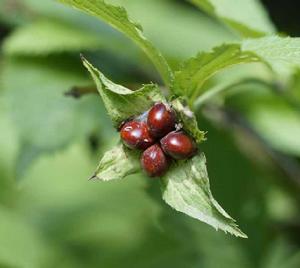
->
141, 144, 170, 177
147, 103, 176, 138
160, 131, 197, 160
120, 121, 154, 150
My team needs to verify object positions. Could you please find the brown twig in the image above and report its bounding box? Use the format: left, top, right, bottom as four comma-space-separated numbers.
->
64, 86, 98, 99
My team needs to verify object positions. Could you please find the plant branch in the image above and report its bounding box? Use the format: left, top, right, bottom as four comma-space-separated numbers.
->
64, 86, 98, 99
194, 77, 300, 117
193, 78, 272, 110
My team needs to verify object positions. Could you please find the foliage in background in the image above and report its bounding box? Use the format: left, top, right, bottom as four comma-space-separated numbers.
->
0, 0, 300, 267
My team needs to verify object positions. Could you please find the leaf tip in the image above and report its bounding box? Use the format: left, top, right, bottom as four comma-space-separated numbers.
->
228, 225, 248, 239
241, 233, 248, 239
88, 174, 98, 181
80, 53, 86, 62
235, 231, 248, 239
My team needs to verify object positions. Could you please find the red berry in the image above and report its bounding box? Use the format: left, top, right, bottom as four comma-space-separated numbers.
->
147, 103, 176, 138
120, 121, 154, 150
160, 131, 197, 160
141, 144, 170, 177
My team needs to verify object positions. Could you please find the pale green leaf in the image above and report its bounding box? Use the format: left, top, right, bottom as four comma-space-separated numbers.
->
248, 103, 300, 156
162, 152, 247, 238
242, 36, 300, 77
102, 0, 236, 59
171, 97, 206, 143
91, 144, 139, 181
2, 19, 107, 55
190, 0, 275, 37
58, 0, 173, 87
82, 57, 165, 127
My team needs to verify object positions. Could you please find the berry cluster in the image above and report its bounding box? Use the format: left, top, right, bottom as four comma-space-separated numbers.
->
120, 103, 197, 177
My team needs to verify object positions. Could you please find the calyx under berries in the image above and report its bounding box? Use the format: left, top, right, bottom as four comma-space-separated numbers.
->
119, 102, 198, 177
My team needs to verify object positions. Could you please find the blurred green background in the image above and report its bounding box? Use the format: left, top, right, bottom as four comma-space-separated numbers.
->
1, 0, 300, 267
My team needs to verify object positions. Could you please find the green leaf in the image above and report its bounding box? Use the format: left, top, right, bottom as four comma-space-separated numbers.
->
2, 57, 87, 151
1, 56, 113, 178
190, 0, 275, 37
247, 101, 300, 157
242, 36, 300, 77
171, 97, 206, 143
91, 144, 139, 181
175, 36, 300, 103
15, 143, 43, 181
99, 0, 236, 60
2, 19, 107, 55
161, 152, 247, 238
82, 57, 165, 127
174, 44, 259, 100
0, 207, 50, 268
58, 0, 173, 87
5, 0, 237, 60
